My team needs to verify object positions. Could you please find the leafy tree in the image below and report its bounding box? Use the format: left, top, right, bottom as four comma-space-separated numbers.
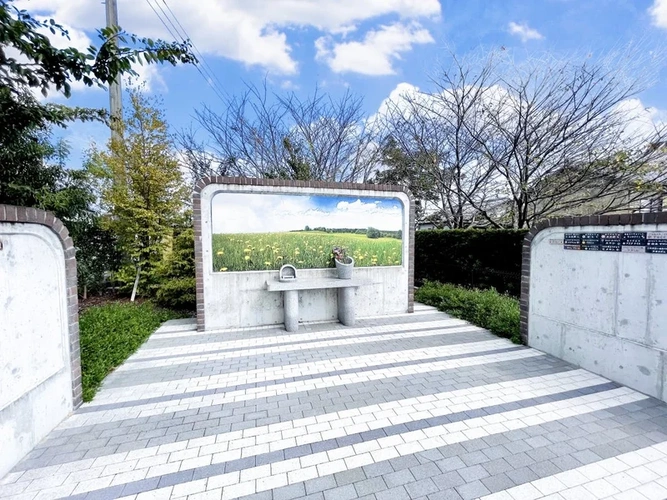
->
366, 227, 381, 239
0, 0, 195, 208
154, 224, 196, 311
90, 90, 189, 301
0, 0, 195, 98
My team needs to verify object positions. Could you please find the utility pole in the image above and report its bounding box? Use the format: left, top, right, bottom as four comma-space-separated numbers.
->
105, 0, 122, 144
105, 0, 125, 187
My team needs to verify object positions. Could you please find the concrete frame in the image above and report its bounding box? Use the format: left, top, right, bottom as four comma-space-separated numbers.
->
193, 177, 415, 332
0, 204, 83, 409
521, 211, 667, 402
520, 211, 667, 345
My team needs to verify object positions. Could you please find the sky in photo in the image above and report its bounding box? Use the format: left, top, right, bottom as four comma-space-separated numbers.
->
211, 193, 403, 234
20, 0, 667, 166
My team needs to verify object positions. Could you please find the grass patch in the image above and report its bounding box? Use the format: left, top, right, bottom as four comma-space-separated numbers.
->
79, 302, 184, 402
416, 281, 521, 344
212, 231, 402, 272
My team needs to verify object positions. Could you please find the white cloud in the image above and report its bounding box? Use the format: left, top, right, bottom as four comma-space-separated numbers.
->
315, 22, 434, 76
124, 64, 166, 93
649, 0, 667, 28
280, 80, 300, 91
212, 193, 403, 234
16, 0, 440, 77
615, 98, 667, 140
508, 21, 544, 42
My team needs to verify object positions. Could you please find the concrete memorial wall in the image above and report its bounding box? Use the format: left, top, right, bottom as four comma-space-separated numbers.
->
522, 213, 667, 403
0, 205, 82, 479
193, 177, 415, 332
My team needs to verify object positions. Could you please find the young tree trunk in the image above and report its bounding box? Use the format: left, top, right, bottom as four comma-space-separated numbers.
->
130, 264, 141, 302
83, 284, 87, 301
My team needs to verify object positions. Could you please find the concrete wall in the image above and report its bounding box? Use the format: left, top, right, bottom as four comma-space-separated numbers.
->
0, 206, 81, 479
194, 179, 414, 331
526, 222, 667, 403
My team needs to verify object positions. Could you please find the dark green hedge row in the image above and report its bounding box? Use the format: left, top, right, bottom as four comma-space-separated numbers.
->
416, 282, 521, 344
415, 229, 528, 296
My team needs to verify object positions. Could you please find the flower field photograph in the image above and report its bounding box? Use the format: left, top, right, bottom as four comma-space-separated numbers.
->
210, 193, 404, 272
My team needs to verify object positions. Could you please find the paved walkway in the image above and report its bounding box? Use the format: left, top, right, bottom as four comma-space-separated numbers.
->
2, 305, 667, 500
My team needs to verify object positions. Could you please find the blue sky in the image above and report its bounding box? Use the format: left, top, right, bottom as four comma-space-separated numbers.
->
17, 0, 667, 165
211, 193, 403, 233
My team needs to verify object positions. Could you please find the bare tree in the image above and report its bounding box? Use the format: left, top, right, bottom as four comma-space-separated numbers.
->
378, 52, 502, 228
181, 82, 380, 183
381, 46, 667, 228
472, 49, 667, 228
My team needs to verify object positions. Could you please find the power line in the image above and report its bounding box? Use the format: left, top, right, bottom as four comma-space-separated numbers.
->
161, 0, 227, 96
143, 0, 227, 104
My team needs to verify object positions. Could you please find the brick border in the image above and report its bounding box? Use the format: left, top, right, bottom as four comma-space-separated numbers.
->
0, 205, 82, 408
193, 177, 416, 331
520, 212, 667, 345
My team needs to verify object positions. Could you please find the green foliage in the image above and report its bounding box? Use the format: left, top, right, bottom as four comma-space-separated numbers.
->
79, 302, 184, 401
155, 278, 196, 311
154, 226, 196, 311
415, 229, 527, 296
374, 136, 438, 222
90, 90, 189, 297
75, 218, 122, 296
212, 231, 402, 271
366, 227, 381, 239
1, 0, 196, 98
416, 281, 521, 344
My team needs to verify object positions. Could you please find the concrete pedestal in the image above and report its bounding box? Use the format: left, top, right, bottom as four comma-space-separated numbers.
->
337, 287, 356, 326
283, 290, 299, 332
266, 278, 369, 332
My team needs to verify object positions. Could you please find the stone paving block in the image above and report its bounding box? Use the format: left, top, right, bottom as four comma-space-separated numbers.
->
274, 483, 307, 500
304, 476, 337, 495
454, 480, 490, 500
506, 466, 539, 486
354, 477, 388, 496
334, 469, 367, 486
376, 486, 411, 500
323, 484, 357, 500
432, 472, 466, 490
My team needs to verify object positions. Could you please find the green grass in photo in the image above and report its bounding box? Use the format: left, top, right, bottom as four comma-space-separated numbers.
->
212, 231, 402, 272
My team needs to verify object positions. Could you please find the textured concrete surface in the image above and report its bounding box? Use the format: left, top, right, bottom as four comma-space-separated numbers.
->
528, 223, 667, 403
0, 221, 74, 479
2, 304, 667, 500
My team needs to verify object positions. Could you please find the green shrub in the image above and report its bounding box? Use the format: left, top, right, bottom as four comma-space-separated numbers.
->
79, 302, 184, 401
153, 226, 196, 310
416, 281, 521, 344
155, 277, 196, 310
415, 229, 527, 296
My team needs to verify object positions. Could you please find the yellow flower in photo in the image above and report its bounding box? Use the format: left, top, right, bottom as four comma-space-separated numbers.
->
216, 250, 224, 256
244, 255, 251, 261
264, 261, 271, 266
220, 267, 228, 272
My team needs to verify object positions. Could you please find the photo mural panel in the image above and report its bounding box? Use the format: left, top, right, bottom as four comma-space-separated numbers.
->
211, 192, 404, 272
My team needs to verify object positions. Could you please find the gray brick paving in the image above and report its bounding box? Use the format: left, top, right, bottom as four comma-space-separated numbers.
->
2, 309, 667, 500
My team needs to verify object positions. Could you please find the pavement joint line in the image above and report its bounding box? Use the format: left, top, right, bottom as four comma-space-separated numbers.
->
66, 348, 542, 426
117, 324, 483, 371
83, 338, 529, 406
49, 386, 646, 500
12, 368, 598, 476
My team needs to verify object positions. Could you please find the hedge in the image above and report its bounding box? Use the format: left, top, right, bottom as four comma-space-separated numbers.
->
415, 281, 521, 344
415, 229, 527, 296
